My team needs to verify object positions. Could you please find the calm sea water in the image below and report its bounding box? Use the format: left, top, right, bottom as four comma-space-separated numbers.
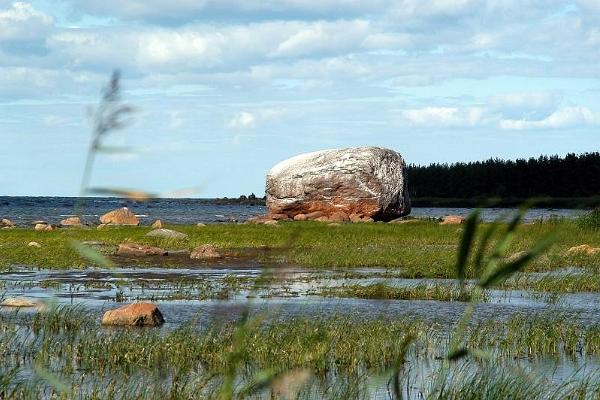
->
0, 196, 586, 226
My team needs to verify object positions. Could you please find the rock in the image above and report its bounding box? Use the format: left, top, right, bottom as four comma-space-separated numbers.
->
117, 243, 166, 256
389, 218, 420, 224
567, 244, 600, 256
1, 218, 14, 228
1, 297, 42, 308
60, 216, 83, 227
101, 302, 164, 327
151, 220, 163, 229
196, 223, 206, 227
440, 215, 465, 225
293, 214, 308, 221
505, 251, 528, 263
268, 213, 291, 221
314, 216, 330, 222
99, 207, 139, 226
263, 220, 279, 226
305, 211, 326, 220
266, 147, 410, 221
28, 241, 42, 248
328, 211, 349, 223
146, 228, 188, 240
34, 223, 53, 231
190, 244, 221, 259
328, 223, 341, 227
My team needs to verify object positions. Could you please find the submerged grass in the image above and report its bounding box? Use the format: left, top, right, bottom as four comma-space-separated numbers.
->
1, 220, 599, 277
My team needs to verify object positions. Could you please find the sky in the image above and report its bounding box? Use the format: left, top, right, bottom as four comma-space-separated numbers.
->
0, 0, 599, 197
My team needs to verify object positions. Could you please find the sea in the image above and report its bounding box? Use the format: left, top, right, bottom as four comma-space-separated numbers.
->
0, 196, 587, 226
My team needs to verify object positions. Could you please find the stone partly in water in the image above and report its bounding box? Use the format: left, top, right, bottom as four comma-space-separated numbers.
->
117, 243, 166, 257
151, 219, 163, 229
266, 147, 410, 222
99, 207, 139, 226
440, 215, 465, 225
1, 297, 42, 308
190, 244, 221, 259
101, 302, 164, 327
60, 216, 83, 227
145, 228, 188, 240
567, 244, 600, 256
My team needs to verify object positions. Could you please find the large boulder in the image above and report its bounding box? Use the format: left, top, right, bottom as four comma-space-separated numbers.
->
101, 302, 164, 326
99, 207, 139, 226
1, 218, 14, 228
266, 147, 410, 221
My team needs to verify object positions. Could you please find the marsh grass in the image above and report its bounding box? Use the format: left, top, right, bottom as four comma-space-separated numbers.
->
317, 283, 483, 302
3, 305, 600, 399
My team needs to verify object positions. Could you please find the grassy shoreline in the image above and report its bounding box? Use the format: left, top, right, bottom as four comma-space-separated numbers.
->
1, 220, 599, 273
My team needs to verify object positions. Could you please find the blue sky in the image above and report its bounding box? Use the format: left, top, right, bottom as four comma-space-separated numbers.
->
1, 0, 599, 197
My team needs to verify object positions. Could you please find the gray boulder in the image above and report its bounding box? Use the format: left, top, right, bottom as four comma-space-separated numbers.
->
266, 147, 410, 221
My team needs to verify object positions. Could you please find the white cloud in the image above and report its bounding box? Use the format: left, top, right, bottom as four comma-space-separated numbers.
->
400, 106, 488, 127
0, 2, 53, 43
227, 109, 282, 129
488, 92, 560, 120
500, 106, 600, 130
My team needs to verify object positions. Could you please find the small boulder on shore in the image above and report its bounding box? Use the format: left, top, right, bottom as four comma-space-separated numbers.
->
1, 218, 14, 228
117, 243, 166, 257
567, 244, 600, 256
101, 302, 164, 327
151, 220, 163, 229
146, 228, 188, 240
440, 215, 465, 225
34, 223, 53, 231
60, 216, 83, 227
99, 207, 139, 226
190, 244, 221, 259
28, 241, 42, 248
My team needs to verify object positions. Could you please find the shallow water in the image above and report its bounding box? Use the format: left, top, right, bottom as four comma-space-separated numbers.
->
2, 266, 600, 329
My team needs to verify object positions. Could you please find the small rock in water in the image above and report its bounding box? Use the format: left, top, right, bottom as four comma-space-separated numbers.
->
196, 223, 206, 227
151, 219, 163, 229
1, 297, 42, 308
146, 228, 188, 240
567, 244, 600, 256
99, 207, 139, 226
101, 302, 164, 327
28, 241, 42, 248
440, 215, 465, 225
117, 243, 166, 256
190, 244, 221, 259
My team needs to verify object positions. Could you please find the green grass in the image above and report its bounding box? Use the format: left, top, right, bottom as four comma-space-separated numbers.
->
317, 282, 482, 302
1, 220, 599, 276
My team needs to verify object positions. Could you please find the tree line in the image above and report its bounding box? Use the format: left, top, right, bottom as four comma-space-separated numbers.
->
406, 152, 600, 201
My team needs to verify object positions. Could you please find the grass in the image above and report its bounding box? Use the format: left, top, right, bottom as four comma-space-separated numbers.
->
1, 220, 599, 277
317, 282, 482, 302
